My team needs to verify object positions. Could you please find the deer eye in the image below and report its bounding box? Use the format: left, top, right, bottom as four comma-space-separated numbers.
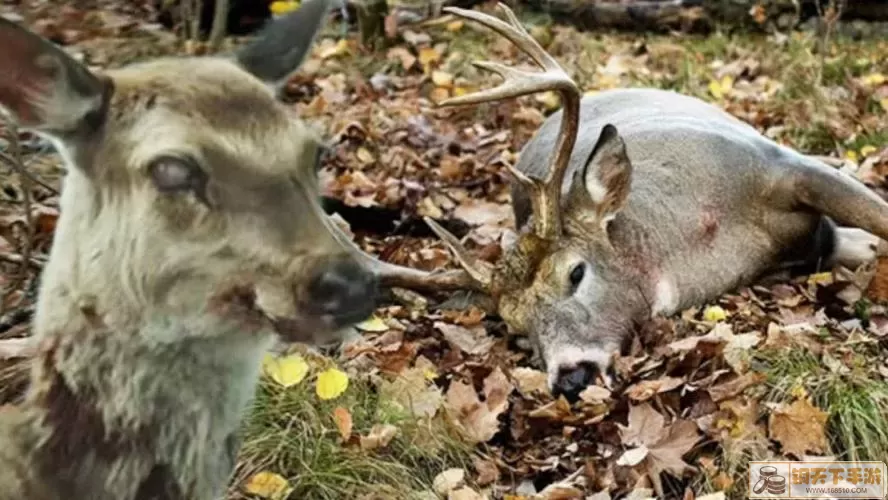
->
148, 155, 208, 198
568, 263, 586, 291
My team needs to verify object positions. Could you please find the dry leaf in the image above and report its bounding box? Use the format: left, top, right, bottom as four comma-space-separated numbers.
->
435, 321, 495, 356
355, 314, 389, 332
378, 359, 444, 419
511, 367, 550, 396
433, 468, 466, 496
768, 398, 829, 457
333, 407, 352, 441
445, 367, 514, 443
244, 471, 291, 499
626, 376, 684, 402
359, 423, 399, 451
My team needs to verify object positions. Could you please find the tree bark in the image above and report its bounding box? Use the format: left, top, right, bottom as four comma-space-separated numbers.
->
356, 0, 389, 50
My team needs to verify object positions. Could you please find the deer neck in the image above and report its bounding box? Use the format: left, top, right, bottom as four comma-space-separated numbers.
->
21, 278, 275, 499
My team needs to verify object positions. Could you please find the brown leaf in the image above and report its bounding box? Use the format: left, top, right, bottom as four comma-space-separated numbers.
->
445, 368, 514, 444
625, 376, 685, 402
435, 322, 495, 356
618, 403, 666, 447
768, 398, 829, 457
378, 358, 444, 419
473, 457, 500, 487
332, 407, 352, 441
511, 367, 550, 396
707, 372, 766, 403
359, 424, 399, 451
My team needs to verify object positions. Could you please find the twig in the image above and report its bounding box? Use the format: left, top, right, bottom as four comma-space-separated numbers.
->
0, 252, 46, 269
0, 123, 34, 314
0, 150, 59, 195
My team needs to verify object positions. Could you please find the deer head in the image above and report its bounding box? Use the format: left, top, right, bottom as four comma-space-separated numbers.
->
362, 3, 640, 400
0, 0, 378, 347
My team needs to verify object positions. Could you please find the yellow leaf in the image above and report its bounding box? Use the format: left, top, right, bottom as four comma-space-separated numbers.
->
355, 314, 389, 332
862, 72, 886, 86
418, 47, 441, 73
269, 0, 300, 16
535, 91, 561, 111
708, 75, 734, 100
423, 367, 439, 380
262, 353, 309, 388
807, 272, 833, 285
584, 89, 600, 97
880, 97, 888, 112
844, 150, 859, 162
356, 147, 375, 165
431, 70, 454, 88
860, 145, 877, 157
317, 367, 349, 400
446, 20, 464, 32
452, 86, 472, 98
319, 39, 350, 59
702, 305, 727, 322
244, 471, 291, 499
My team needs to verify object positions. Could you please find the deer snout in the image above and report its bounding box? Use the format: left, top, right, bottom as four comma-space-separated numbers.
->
306, 255, 379, 328
552, 362, 600, 402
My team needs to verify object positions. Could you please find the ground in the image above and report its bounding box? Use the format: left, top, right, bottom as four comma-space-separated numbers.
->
1, 1, 888, 500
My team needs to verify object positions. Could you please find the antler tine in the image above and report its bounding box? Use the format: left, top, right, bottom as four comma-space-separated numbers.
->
326, 214, 491, 294
423, 216, 494, 288
439, 3, 581, 240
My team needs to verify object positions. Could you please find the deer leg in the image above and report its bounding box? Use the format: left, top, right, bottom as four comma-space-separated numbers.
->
788, 157, 888, 244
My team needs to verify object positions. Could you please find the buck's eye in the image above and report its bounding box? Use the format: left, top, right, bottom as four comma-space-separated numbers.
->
568, 263, 586, 291
148, 155, 208, 197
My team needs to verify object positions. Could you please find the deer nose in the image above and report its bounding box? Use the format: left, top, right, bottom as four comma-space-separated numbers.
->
552, 362, 600, 402
308, 256, 379, 327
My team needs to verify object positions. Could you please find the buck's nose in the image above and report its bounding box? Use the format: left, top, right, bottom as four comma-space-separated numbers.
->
552, 362, 600, 402
307, 256, 379, 327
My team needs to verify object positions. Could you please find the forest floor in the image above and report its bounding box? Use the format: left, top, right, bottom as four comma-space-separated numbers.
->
1, 1, 888, 499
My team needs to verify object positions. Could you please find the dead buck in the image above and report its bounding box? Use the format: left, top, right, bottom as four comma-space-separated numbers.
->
364, 3, 888, 401
0, 0, 379, 498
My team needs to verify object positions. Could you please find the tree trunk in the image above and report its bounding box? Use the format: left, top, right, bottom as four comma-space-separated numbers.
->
207, 0, 229, 50
356, 0, 389, 50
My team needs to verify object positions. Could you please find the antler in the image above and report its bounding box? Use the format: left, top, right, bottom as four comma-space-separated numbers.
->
325, 214, 492, 293
439, 2, 581, 241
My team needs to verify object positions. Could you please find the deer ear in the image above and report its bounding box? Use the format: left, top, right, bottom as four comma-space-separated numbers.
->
0, 17, 109, 136
569, 124, 632, 228
235, 0, 333, 90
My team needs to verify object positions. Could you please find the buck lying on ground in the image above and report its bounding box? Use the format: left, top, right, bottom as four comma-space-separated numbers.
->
0, 0, 379, 498
363, 3, 888, 401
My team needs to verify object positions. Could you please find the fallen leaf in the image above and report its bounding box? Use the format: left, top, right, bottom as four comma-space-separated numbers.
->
449, 487, 486, 500
617, 445, 650, 466
316, 367, 349, 400
618, 404, 701, 496
702, 305, 728, 322
355, 314, 389, 332
432, 70, 454, 88
446, 20, 464, 32
378, 359, 444, 418
333, 407, 352, 441
435, 321, 495, 356
768, 398, 829, 457
269, 0, 300, 16
511, 367, 550, 396
359, 423, 399, 451
474, 457, 500, 486
262, 353, 309, 388
433, 468, 466, 496
244, 471, 291, 499
626, 376, 685, 402
445, 367, 514, 443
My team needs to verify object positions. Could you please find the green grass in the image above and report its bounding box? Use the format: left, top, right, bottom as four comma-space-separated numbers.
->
231, 370, 471, 500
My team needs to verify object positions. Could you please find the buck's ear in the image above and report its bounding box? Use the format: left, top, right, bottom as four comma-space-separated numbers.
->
0, 17, 108, 136
236, 0, 333, 89
568, 124, 632, 228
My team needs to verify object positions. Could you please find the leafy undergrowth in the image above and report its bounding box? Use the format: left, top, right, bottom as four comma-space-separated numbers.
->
1, 1, 888, 500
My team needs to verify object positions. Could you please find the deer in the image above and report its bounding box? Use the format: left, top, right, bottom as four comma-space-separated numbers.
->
353, 3, 888, 402
0, 0, 380, 498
